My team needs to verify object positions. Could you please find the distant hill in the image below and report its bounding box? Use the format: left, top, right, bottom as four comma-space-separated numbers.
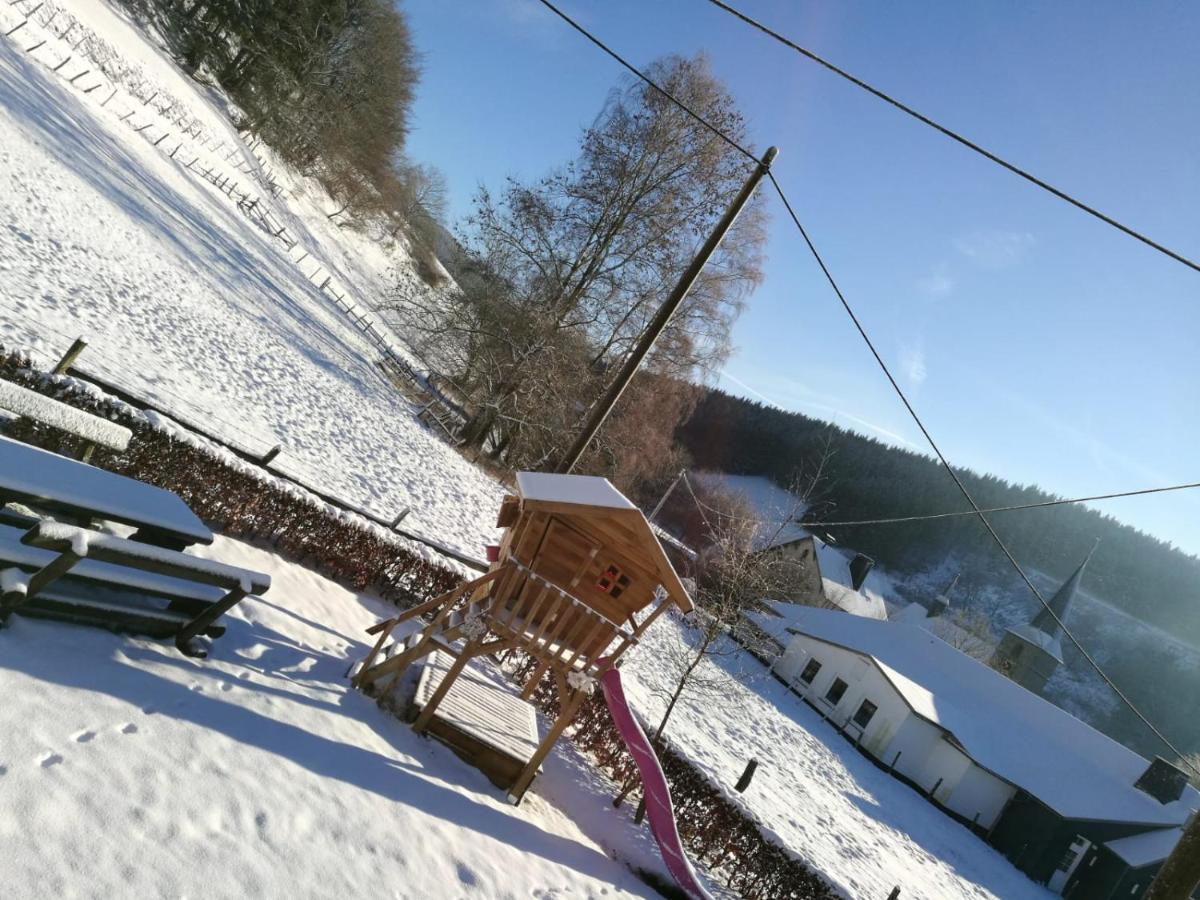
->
678, 387, 1200, 646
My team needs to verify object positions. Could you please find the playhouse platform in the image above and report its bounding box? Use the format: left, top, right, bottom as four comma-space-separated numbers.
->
412, 650, 540, 790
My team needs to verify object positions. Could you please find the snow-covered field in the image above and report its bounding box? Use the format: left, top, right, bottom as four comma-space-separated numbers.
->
0, 0, 503, 561
621, 615, 1054, 900
0, 535, 673, 899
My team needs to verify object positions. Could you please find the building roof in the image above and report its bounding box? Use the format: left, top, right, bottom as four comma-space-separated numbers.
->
515, 472, 635, 511
767, 606, 1200, 827
691, 472, 809, 549
1030, 542, 1097, 639
1105, 826, 1184, 868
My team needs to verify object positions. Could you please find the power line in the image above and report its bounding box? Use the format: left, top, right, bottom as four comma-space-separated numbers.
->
798, 480, 1200, 529
767, 171, 1196, 774
703, 0, 1200, 277
534, 0, 759, 167
535, 0, 1199, 776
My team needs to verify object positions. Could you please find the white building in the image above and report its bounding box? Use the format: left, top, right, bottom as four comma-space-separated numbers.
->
758, 607, 1200, 896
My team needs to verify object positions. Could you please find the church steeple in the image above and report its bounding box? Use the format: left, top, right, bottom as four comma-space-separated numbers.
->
1029, 541, 1098, 639
990, 542, 1099, 696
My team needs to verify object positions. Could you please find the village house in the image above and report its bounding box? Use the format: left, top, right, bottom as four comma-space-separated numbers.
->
756, 606, 1199, 897
695, 472, 889, 619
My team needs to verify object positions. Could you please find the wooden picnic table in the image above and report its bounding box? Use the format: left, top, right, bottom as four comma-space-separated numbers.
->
0, 435, 212, 549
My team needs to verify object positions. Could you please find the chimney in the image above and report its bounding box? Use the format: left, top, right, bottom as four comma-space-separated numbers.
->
1134, 757, 1188, 805
849, 553, 875, 592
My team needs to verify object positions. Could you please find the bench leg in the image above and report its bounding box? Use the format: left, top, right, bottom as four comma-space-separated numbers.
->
1, 551, 84, 620
175, 587, 246, 658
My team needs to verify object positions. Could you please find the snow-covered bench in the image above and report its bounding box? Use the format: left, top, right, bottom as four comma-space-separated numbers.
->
0, 378, 132, 461
0, 521, 270, 657
0, 435, 212, 549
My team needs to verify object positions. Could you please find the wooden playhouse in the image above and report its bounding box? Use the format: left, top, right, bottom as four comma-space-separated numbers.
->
352, 472, 692, 802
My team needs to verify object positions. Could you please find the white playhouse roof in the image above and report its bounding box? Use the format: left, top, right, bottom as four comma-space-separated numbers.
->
515, 472, 635, 510
771, 607, 1200, 827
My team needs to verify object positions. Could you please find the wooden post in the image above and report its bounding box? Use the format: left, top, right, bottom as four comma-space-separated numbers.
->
52, 337, 87, 375
507, 688, 587, 804
553, 146, 778, 474
735, 758, 758, 793
887, 888, 901, 900
1145, 811, 1200, 900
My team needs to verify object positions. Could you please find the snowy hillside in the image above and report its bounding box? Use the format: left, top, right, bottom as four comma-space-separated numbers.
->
0, 0, 503, 561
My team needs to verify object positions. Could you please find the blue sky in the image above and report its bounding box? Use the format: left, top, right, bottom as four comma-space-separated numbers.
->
402, 0, 1200, 555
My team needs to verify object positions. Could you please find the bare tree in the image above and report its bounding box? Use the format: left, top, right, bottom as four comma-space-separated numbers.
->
615, 486, 801, 816
392, 54, 767, 494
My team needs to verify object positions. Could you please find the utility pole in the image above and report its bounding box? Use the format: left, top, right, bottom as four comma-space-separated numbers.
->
553, 146, 779, 474
1144, 811, 1200, 900
648, 469, 686, 522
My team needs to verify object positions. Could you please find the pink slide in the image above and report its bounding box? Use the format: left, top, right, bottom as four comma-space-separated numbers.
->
599, 666, 714, 900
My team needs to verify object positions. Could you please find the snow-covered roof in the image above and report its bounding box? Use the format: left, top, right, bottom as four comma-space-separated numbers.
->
1005, 621, 1065, 662
821, 580, 888, 620
691, 472, 809, 549
1105, 826, 1184, 868
892, 603, 993, 657
515, 472, 634, 511
770, 607, 1200, 826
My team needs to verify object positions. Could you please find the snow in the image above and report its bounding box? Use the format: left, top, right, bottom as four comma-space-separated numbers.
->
1, 566, 30, 595
1105, 826, 1184, 867
0, 533, 678, 899
820, 578, 888, 620
517, 473, 636, 511
772, 607, 1200, 826
1003, 621, 1065, 661
621, 612, 1056, 899
0, 0, 505, 560
0, 435, 212, 545
692, 472, 808, 548
0, 378, 132, 450
33, 522, 272, 592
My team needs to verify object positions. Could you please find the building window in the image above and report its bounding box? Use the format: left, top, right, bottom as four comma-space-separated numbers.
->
798, 658, 822, 685
852, 699, 878, 729
825, 677, 848, 705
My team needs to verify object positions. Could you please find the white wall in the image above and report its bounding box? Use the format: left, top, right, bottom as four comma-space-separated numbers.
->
775, 633, 1015, 830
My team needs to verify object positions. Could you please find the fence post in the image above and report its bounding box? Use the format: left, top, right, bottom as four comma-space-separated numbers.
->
887, 887, 901, 900
52, 337, 87, 375
734, 759, 758, 793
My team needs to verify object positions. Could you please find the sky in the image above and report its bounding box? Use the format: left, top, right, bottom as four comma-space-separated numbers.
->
401, 0, 1200, 556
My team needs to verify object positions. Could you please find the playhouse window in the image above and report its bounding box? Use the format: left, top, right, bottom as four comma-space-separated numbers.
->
852, 699, 878, 729
825, 678, 848, 705
596, 565, 631, 598
798, 658, 822, 684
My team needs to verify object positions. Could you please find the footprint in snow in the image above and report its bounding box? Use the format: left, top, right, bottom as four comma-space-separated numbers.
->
455, 862, 478, 887
39, 752, 64, 769
119, 723, 138, 735
73, 730, 97, 744
0, 764, 8, 776
219, 682, 234, 693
